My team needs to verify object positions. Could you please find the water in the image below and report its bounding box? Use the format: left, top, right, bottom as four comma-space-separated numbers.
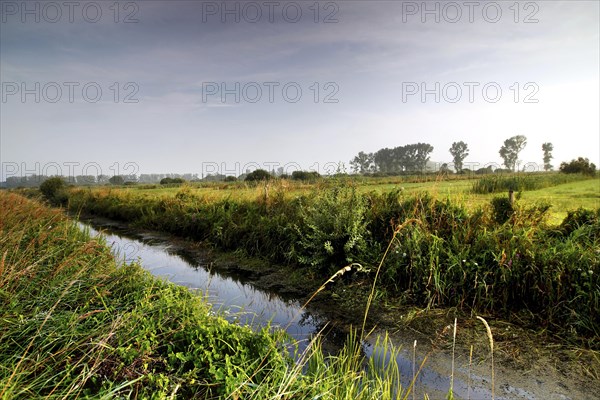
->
81, 222, 323, 349
79, 219, 543, 400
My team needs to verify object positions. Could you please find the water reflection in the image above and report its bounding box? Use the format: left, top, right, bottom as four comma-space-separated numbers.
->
80, 221, 320, 349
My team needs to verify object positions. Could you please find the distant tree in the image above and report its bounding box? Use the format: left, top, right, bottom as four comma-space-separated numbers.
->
402, 143, 434, 172
109, 175, 125, 185
291, 171, 320, 181
559, 157, 597, 176
373, 148, 396, 173
75, 175, 96, 185
224, 176, 237, 182
449, 141, 469, 173
371, 143, 433, 174
499, 135, 527, 171
542, 142, 554, 171
475, 166, 494, 175
245, 169, 272, 182
350, 151, 375, 174
160, 177, 185, 185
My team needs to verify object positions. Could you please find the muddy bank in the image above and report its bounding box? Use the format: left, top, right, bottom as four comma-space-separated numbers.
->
76, 214, 599, 400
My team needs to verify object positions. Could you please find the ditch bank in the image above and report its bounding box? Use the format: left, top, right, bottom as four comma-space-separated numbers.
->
77, 214, 600, 400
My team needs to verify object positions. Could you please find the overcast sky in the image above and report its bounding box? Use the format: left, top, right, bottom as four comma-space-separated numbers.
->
1, 0, 598, 178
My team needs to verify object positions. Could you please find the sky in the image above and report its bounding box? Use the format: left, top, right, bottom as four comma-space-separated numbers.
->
1, 0, 599, 179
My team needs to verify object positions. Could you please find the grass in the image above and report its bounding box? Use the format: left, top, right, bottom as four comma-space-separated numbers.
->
47, 173, 600, 346
471, 172, 593, 194
79, 173, 598, 222
4, 172, 599, 397
0, 191, 412, 399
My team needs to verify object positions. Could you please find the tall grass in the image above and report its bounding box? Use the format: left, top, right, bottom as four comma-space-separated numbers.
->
59, 182, 600, 344
0, 192, 409, 399
471, 172, 592, 194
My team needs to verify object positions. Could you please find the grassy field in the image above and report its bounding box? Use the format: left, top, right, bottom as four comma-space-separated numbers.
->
45, 172, 600, 345
0, 191, 410, 399
104, 173, 599, 224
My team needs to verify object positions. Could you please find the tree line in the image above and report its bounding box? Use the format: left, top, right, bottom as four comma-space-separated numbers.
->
350, 135, 564, 174
350, 143, 434, 174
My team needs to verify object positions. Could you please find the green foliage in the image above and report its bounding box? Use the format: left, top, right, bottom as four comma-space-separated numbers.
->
224, 175, 237, 182
559, 207, 599, 236
0, 193, 288, 398
542, 142, 554, 171
292, 187, 369, 272
357, 142, 434, 174
472, 173, 592, 194
39, 176, 66, 204
350, 151, 375, 174
109, 175, 125, 185
245, 169, 272, 182
490, 196, 514, 224
449, 141, 469, 173
160, 177, 186, 185
62, 183, 600, 343
0, 192, 409, 399
559, 157, 597, 176
499, 135, 527, 171
291, 170, 320, 181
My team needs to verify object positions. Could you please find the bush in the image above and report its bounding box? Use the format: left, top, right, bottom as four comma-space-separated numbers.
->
559, 208, 599, 236
291, 171, 320, 181
160, 177, 186, 185
109, 175, 125, 185
224, 176, 237, 182
245, 169, 272, 182
39, 176, 66, 204
292, 187, 369, 272
559, 157, 597, 175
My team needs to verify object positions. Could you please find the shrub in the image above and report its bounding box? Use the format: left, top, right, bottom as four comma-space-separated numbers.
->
39, 176, 66, 204
292, 187, 369, 272
245, 169, 272, 182
160, 177, 186, 185
224, 176, 237, 182
291, 171, 320, 181
559, 157, 597, 175
109, 175, 125, 185
559, 208, 599, 236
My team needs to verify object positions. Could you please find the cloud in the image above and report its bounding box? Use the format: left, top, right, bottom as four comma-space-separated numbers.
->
1, 0, 598, 177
